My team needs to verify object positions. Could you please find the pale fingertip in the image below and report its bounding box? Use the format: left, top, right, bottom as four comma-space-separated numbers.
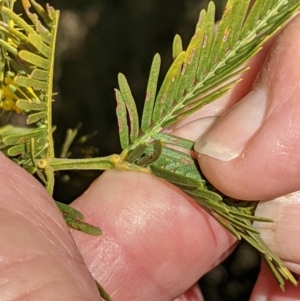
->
249, 263, 270, 301
254, 191, 300, 274
250, 262, 300, 301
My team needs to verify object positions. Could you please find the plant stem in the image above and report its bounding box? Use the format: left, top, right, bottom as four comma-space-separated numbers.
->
46, 11, 59, 161
47, 155, 151, 173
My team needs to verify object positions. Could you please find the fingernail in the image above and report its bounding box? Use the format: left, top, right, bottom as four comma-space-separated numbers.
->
254, 191, 300, 274
194, 88, 267, 161
170, 116, 218, 142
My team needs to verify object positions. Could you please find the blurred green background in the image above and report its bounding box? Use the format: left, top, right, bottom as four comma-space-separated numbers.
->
32, 1, 260, 300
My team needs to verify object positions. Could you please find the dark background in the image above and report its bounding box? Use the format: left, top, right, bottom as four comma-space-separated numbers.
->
31, 1, 260, 300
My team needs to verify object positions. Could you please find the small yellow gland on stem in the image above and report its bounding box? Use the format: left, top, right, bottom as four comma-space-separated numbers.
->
37, 158, 48, 169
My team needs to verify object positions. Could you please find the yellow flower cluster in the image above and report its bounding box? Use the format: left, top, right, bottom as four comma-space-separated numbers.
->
0, 77, 22, 113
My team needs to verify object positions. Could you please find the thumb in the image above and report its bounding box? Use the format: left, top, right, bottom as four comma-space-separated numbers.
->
194, 14, 300, 201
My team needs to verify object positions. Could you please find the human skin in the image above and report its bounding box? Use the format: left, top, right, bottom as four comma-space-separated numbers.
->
0, 12, 300, 301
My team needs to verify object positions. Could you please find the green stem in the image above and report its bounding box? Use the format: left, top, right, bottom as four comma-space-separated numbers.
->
48, 156, 117, 171
46, 11, 59, 160
47, 155, 151, 174
44, 10, 59, 192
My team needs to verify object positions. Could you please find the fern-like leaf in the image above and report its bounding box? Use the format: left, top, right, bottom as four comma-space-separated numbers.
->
0, 0, 58, 193
115, 0, 300, 288
117, 0, 300, 145
141, 53, 161, 133
0, 0, 102, 237
0, 0, 299, 292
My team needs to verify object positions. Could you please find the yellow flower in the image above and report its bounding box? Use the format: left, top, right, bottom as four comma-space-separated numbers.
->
0, 78, 22, 113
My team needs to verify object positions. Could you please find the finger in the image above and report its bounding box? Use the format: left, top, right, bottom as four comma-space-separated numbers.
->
250, 261, 300, 301
253, 191, 300, 275
173, 283, 204, 301
194, 14, 300, 200
71, 171, 236, 301
0, 153, 102, 301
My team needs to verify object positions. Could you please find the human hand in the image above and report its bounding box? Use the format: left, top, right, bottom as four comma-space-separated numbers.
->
194, 13, 300, 300
1, 13, 300, 301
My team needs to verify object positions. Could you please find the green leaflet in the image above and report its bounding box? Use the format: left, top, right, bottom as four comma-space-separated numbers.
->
213, 215, 241, 239
56, 201, 85, 220
0, 124, 34, 137
152, 51, 185, 123
58, 202, 102, 236
165, 79, 238, 126
193, 66, 248, 94
183, 186, 222, 202
16, 99, 47, 111
172, 34, 183, 59
115, 88, 129, 149
151, 145, 204, 183
240, 229, 297, 289
184, 25, 205, 92
206, 0, 233, 71
152, 133, 194, 150
57, 199, 102, 237
63, 216, 102, 236
6, 144, 29, 156
6, 138, 46, 156
229, 209, 273, 222
2, 128, 46, 145
27, 111, 46, 124
126, 140, 164, 166
31, 69, 49, 80
1, 6, 37, 36
14, 75, 48, 90
136, 139, 163, 166
19, 50, 50, 69
216, 210, 261, 234
0, 39, 18, 55
150, 164, 201, 187
228, 0, 250, 47
118, 73, 139, 143
26, 0, 53, 27
175, 13, 207, 101
196, 2, 215, 83
241, 0, 269, 39
127, 143, 148, 164
141, 53, 161, 133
